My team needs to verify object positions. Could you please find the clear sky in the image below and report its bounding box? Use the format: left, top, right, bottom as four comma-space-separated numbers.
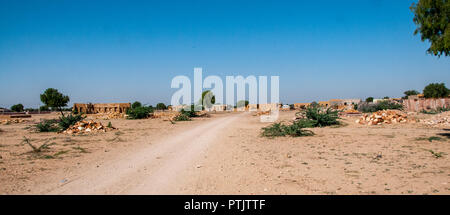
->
0, 0, 449, 108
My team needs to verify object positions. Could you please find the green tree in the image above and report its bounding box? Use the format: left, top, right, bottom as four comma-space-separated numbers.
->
156, 103, 167, 110
365, 97, 374, 103
423, 83, 450, 98
410, 0, 450, 57
403, 90, 420, 99
383, 96, 390, 99
40, 88, 70, 116
11, 104, 24, 112
131, 101, 142, 109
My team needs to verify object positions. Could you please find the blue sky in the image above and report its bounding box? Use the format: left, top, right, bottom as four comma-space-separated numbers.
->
0, 0, 449, 108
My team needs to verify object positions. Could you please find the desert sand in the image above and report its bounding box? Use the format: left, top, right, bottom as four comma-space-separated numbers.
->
0, 111, 449, 194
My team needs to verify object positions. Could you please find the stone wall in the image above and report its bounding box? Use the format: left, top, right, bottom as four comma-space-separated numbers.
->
403, 98, 450, 112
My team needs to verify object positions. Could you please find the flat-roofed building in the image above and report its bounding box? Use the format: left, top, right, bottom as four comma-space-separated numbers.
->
73, 103, 131, 114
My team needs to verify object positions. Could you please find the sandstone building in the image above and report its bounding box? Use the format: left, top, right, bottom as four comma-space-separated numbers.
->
73, 103, 131, 114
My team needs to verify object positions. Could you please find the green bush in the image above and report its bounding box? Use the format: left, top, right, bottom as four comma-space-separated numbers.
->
358, 101, 403, 113
131, 101, 142, 109
58, 114, 85, 130
180, 105, 198, 118
261, 123, 286, 137
358, 103, 378, 113
375, 100, 403, 110
304, 106, 340, 127
293, 118, 318, 128
283, 121, 315, 137
36, 119, 60, 132
127, 106, 153, 119
262, 105, 342, 137
261, 121, 314, 138
174, 114, 191, 121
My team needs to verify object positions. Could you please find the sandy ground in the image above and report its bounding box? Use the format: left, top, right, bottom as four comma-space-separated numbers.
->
0, 111, 449, 194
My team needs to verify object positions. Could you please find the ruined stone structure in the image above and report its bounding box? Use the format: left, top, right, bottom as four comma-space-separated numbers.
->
403, 98, 450, 112
73, 103, 131, 114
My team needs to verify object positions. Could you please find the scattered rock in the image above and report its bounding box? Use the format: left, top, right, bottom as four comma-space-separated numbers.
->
421, 111, 450, 127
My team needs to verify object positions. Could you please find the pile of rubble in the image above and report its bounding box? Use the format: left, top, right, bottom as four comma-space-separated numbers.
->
356, 110, 410, 125
63, 120, 116, 134
421, 111, 450, 127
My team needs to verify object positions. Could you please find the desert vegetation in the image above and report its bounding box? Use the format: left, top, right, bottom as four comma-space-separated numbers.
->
358, 100, 403, 113
35, 114, 85, 132
262, 104, 340, 138
127, 102, 154, 119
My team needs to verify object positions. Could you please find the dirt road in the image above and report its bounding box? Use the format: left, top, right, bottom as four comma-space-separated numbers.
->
41, 113, 244, 194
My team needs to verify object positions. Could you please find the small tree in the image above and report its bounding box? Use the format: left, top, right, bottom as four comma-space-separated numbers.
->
40, 88, 70, 117
131, 101, 142, 109
423, 83, 450, 98
383, 96, 390, 99
365, 97, 374, 103
156, 103, 167, 110
11, 104, 24, 112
